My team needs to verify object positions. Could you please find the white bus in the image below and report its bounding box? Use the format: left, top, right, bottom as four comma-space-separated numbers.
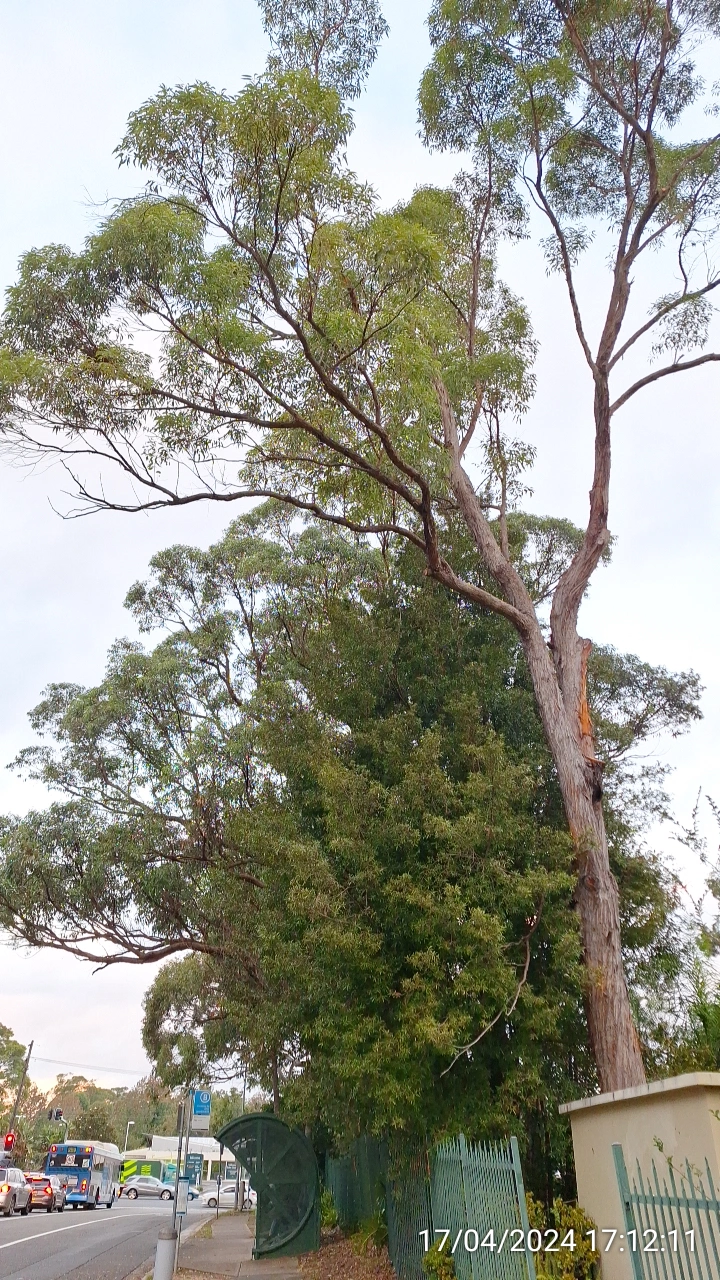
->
44, 1140, 122, 1208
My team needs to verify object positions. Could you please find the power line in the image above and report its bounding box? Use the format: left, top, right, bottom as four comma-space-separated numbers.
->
32, 1055, 148, 1077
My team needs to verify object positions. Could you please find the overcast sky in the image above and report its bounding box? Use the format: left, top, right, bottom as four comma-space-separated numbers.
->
1, 0, 718, 1095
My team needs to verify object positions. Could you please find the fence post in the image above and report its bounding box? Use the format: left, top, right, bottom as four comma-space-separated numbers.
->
510, 1136, 536, 1280
458, 1136, 477, 1280
612, 1144, 645, 1280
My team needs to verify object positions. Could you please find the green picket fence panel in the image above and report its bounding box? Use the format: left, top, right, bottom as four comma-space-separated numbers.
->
614, 1143, 720, 1280
431, 1136, 535, 1280
327, 1134, 534, 1280
386, 1137, 434, 1280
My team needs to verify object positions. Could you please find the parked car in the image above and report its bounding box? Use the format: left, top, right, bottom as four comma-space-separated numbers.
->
122, 1175, 173, 1200
0, 1168, 31, 1217
24, 1174, 66, 1213
198, 1180, 256, 1209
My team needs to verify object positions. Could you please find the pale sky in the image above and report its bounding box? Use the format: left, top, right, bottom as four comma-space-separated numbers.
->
0, 0, 718, 1094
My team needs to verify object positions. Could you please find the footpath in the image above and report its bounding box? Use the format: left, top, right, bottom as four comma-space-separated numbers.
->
177, 1210, 300, 1279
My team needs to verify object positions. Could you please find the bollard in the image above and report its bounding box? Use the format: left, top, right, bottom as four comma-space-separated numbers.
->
153, 1226, 178, 1280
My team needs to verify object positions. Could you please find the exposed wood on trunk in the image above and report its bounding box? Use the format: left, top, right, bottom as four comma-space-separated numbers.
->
435, 380, 646, 1094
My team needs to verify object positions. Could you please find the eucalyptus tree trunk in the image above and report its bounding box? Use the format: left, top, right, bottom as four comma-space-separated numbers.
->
521, 625, 645, 1094
436, 380, 646, 1095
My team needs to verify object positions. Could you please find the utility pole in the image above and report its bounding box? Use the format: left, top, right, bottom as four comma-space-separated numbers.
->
8, 1040, 33, 1135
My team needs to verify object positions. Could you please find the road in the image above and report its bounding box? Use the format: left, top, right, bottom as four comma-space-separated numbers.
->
0, 1198, 211, 1280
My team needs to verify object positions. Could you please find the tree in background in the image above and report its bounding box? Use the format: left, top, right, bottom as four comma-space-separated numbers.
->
0, 513, 704, 1198
72, 1102, 119, 1146
1, 1, 719, 1090
43, 1074, 178, 1147
0, 1024, 26, 1119
257, 0, 388, 99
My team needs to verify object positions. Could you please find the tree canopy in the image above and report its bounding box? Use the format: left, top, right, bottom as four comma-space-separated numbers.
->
1, 0, 718, 1091
0, 510, 704, 1194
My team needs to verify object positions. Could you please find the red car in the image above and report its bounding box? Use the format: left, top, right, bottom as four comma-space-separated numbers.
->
24, 1174, 67, 1213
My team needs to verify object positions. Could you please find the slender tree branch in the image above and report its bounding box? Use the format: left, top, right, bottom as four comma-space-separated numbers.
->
440, 902, 543, 1077
611, 351, 720, 414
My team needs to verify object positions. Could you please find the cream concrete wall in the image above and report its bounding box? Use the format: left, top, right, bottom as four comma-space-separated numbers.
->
560, 1073, 720, 1280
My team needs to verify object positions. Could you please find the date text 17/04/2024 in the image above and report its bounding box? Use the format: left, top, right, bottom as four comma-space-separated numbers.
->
420, 1228, 696, 1256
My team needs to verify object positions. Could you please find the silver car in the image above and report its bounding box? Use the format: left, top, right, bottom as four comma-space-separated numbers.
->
198, 1180, 254, 1209
122, 1175, 173, 1201
0, 1167, 31, 1217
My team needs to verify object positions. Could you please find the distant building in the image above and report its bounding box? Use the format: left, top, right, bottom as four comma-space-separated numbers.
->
149, 1135, 241, 1182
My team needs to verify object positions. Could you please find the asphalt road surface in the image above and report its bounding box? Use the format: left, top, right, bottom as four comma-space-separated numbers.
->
0, 1198, 210, 1280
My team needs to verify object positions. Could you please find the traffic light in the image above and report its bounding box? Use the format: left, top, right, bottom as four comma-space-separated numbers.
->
3, 1133, 15, 1154
47, 1108, 63, 1122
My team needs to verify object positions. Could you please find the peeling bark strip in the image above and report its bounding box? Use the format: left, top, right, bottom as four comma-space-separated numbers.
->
578, 640, 595, 760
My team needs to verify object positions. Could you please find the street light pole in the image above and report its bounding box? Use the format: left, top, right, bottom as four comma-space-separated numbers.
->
123, 1120, 135, 1154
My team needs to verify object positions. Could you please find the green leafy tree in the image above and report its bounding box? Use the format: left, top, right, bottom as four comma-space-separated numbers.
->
73, 1102, 120, 1146
0, 1024, 26, 1122
1, 1, 716, 1090
42, 1074, 177, 1147
258, 0, 388, 98
0, 515, 701, 1195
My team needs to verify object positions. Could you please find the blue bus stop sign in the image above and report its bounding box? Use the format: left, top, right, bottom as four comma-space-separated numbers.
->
192, 1090, 211, 1130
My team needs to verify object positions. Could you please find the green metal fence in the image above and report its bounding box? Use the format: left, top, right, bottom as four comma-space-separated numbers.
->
614, 1142, 720, 1280
326, 1134, 534, 1280
431, 1136, 535, 1280
386, 1137, 434, 1280
326, 1134, 387, 1229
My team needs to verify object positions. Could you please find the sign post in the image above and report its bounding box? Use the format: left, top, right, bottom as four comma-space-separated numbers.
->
216, 1142, 223, 1220
176, 1177, 190, 1217
171, 1099, 185, 1234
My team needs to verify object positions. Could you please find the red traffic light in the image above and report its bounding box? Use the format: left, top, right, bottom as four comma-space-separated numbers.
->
3, 1132, 16, 1153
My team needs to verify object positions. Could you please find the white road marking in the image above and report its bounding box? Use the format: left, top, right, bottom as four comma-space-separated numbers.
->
0, 1209, 170, 1251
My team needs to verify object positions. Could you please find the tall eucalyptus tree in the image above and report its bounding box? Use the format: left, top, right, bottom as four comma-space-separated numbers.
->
1, 1, 718, 1089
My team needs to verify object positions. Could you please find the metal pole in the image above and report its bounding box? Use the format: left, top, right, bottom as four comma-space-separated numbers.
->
217, 1142, 223, 1220
175, 1087, 193, 1270
171, 1099, 184, 1234
237, 1067, 246, 1210
8, 1040, 33, 1135
123, 1120, 135, 1154
183, 1088, 192, 1175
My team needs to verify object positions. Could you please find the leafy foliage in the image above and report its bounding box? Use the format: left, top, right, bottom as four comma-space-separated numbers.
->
0, 511, 704, 1193
259, 0, 388, 99
74, 1102, 120, 1146
422, 1240, 457, 1280
526, 1193, 599, 1279
0, 1024, 26, 1118
1, 0, 719, 1093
